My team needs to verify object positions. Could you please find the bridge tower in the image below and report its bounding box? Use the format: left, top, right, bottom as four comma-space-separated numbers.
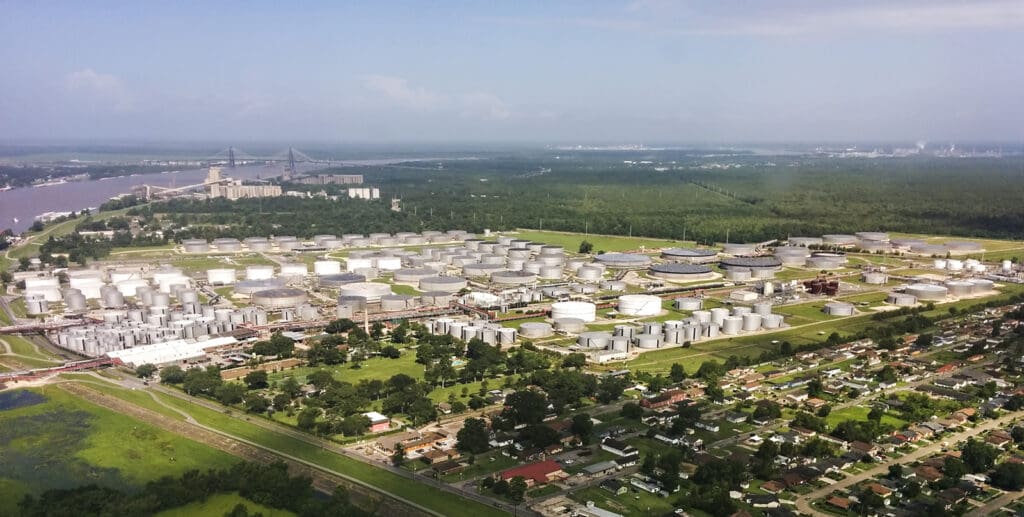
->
288, 147, 297, 175
228, 147, 236, 168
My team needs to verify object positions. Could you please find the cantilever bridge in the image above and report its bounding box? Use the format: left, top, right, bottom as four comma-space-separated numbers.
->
203, 146, 340, 170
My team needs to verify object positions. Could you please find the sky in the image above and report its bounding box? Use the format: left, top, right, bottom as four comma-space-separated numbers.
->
1, 0, 1022, 144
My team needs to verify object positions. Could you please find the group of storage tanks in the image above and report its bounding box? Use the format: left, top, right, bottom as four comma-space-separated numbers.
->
182, 230, 472, 254
422, 317, 519, 346
22, 266, 193, 315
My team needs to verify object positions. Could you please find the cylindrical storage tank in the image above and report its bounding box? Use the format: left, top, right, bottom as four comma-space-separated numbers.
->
661, 247, 718, 263
317, 273, 367, 289
244, 237, 272, 252
674, 297, 702, 311
509, 239, 530, 249
721, 316, 742, 335
706, 324, 720, 338
151, 292, 171, 307
538, 266, 563, 280
710, 308, 730, 326
692, 310, 712, 324
25, 294, 49, 315
519, 322, 553, 339
381, 294, 418, 312
753, 302, 772, 316
374, 257, 402, 271
806, 254, 846, 270
420, 291, 453, 306
491, 270, 537, 285
595, 253, 652, 269
862, 272, 888, 285
463, 263, 506, 277
617, 295, 662, 316
1002, 260, 1013, 272
945, 281, 975, 297
182, 239, 210, 253
610, 337, 629, 352
212, 238, 242, 252
887, 293, 917, 306
418, 276, 468, 293
789, 237, 824, 247
643, 322, 663, 335
946, 260, 964, 271
251, 288, 309, 309
968, 279, 994, 292
553, 318, 586, 333
497, 327, 517, 345
508, 248, 531, 260
578, 331, 612, 348
136, 286, 155, 306
343, 258, 372, 273
480, 254, 506, 265
906, 283, 948, 301
207, 268, 237, 285
536, 255, 565, 266
65, 291, 87, 311
725, 269, 752, 281
933, 259, 948, 270
540, 245, 564, 256
234, 278, 287, 295
314, 260, 342, 276
280, 262, 307, 278
822, 234, 858, 246
576, 266, 603, 281
762, 314, 783, 329
910, 243, 947, 256
245, 265, 275, 281
522, 262, 543, 275
648, 263, 715, 282
752, 268, 775, 280
742, 313, 762, 331
823, 302, 855, 316
600, 280, 627, 292
634, 333, 661, 349
338, 282, 393, 303
855, 232, 890, 242
178, 290, 200, 304
614, 325, 635, 339
722, 243, 757, 256
551, 301, 597, 322
732, 306, 752, 317
393, 268, 437, 284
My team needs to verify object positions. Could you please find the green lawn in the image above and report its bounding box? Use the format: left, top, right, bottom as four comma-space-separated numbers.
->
266, 353, 425, 387
148, 391, 508, 517
510, 229, 692, 254
1, 336, 60, 362
58, 375, 188, 421
569, 485, 675, 517
824, 406, 907, 431
155, 492, 296, 517
0, 387, 237, 509
441, 450, 519, 482
0, 308, 11, 325
9, 298, 28, 318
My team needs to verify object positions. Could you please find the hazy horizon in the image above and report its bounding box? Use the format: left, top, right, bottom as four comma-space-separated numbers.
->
2, 1, 1022, 143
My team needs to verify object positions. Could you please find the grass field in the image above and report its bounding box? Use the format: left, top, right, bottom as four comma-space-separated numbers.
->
58, 375, 188, 421
148, 391, 507, 517
511, 229, 692, 253
1, 336, 60, 362
0, 387, 236, 514
824, 405, 908, 431
569, 485, 675, 517
155, 492, 296, 517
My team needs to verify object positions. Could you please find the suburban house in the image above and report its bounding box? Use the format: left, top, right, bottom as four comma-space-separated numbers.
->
498, 460, 567, 487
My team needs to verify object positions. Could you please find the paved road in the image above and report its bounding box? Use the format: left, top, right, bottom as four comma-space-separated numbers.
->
794, 411, 1024, 516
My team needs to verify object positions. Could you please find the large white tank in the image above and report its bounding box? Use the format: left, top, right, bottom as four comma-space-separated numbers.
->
346, 258, 373, 272
823, 302, 855, 316
617, 295, 662, 316
207, 268, 237, 285
246, 265, 275, 281
742, 313, 762, 331
68, 277, 104, 299
946, 259, 964, 271
1003, 260, 1014, 272
115, 279, 149, 297
906, 283, 948, 300
945, 281, 975, 297
721, 316, 742, 335
674, 297, 702, 311
691, 310, 712, 324
280, 263, 309, 278
762, 314, 783, 329
314, 260, 343, 275
709, 308, 730, 326
374, 257, 402, 271
578, 331, 612, 348
551, 301, 597, 322
520, 322, 554, 338
634, 333, 661, 349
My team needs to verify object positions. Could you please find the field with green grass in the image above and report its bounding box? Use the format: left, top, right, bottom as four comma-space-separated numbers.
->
0, 387, 236, 516
155, 492, 296, 517
1, 336, 60, 362
824, 405, 908, 431
147, 391, 507, 517
511, 229, 691, 254
569, 485, 675, 517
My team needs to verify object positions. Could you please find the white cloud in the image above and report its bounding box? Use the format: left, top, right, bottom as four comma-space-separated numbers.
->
64, 68, 134, 111
359, 75, 511, 120
359, 74, 442, 111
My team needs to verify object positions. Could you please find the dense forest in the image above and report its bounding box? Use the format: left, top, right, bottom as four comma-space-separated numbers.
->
127, 151, 1024, 243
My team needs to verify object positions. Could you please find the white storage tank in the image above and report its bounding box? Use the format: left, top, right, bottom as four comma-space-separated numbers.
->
519, 322, 554, 339
25, 293, 49, 315
742, 313, 762, 331
245, 265, 275, 281
862, 271, 888, 285
823, 302, 855, 316
374, 257, 402, 271
691, 310, 712, 324
551, 301, 597, 322
553, 318, 586, 333
906, 283, 948, 300
762, 314, 783, 329
207, 268, 237, 285
752, 302, 773, 316
617, 295, 662, 316
314, 260, 343, 276
945, 281, 975, 297
887, 293, 917, 306
721, 316, 742, 335
709, 307, 730, 325
674, 297, 702, 311
280, 263, 309, 278
634, 333, 661, 349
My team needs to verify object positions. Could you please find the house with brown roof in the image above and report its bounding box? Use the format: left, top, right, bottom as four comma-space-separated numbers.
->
826, 496, 851, 511
915, 465, 944, 482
